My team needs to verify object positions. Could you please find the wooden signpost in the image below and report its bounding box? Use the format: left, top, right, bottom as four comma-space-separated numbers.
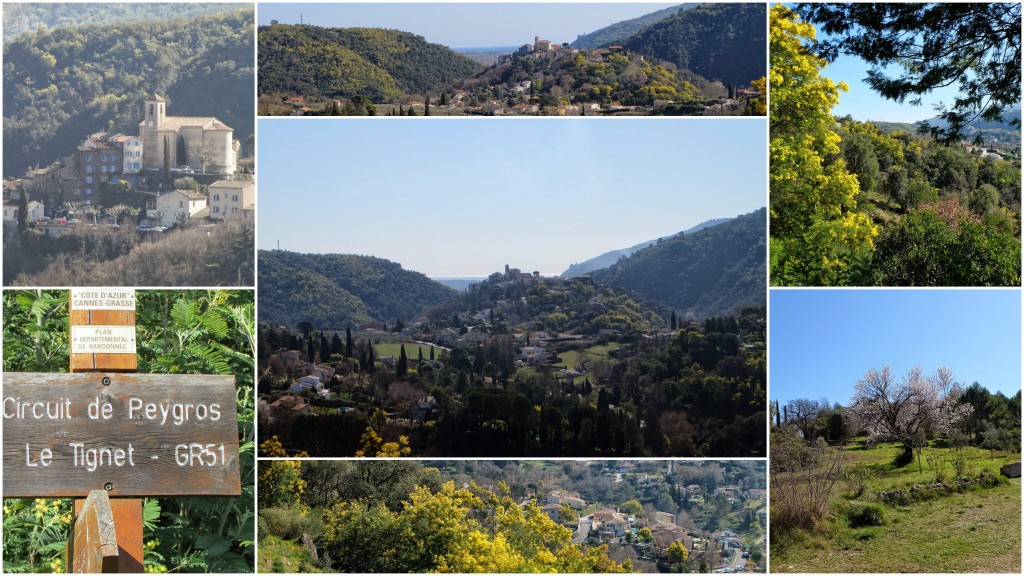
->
1, 290, 242, 573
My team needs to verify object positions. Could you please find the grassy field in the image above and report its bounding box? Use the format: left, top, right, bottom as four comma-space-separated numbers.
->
371, 341, 438, 361
771, 441, 1021, 573
554, 342, 622, 368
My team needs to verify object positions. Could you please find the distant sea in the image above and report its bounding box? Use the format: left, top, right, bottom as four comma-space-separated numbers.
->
454, 46, 518, 65
454, 46, 520, 54
433, 277, 486, 292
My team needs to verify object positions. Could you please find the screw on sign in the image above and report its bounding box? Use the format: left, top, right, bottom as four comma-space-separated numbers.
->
1, 291, 241, 573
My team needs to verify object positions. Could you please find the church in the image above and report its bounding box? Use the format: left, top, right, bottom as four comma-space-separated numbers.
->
138, 94, 238, 175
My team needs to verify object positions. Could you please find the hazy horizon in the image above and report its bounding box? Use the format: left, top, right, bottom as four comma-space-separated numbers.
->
258, 119, 767, 278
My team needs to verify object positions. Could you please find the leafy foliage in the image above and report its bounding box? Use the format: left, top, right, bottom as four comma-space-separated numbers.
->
258, 250, 458, 330
591, 208, 766, 318
3, 8, 254, 177
258, 24, 484, 101
797, 2, 1021, 143
620, 3, 766, 85
2, 290, 255, 573
768, 5, 878, 285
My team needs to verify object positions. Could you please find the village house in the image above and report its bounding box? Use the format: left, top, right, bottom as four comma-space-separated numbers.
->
547, 489, 586, 509
207, 179, 255, 220
150, 189, 208, 227
269, 394, 310, 419
540, 502, 563, 523
3, 199, 45, 222
650, 522, 692, 552
650, 511, 676, 526
289, 375, 326, 396
592, 509, 629, 538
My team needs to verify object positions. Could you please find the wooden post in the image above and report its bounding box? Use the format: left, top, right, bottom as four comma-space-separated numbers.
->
67, 490, 118, 573
69, 290, 142, 573
2, 290, 241, 573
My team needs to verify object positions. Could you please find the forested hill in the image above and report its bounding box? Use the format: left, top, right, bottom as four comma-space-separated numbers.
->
569, 4, 695, 50
560, 217, 730, 278
591, 208, 767, 319
257, 24, 485, 101
3, 8, 254, 177
258, 250, 458, 330
2, 4, 240, 41
620, 2, 766, 85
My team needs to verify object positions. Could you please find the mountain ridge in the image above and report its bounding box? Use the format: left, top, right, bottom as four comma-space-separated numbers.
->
560, 217, 732, 278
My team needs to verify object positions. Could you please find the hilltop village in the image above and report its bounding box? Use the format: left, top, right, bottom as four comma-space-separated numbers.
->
258, 257, 767, 458
267, 35, 763, 117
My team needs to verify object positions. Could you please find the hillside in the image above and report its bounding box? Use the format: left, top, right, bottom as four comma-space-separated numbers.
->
620, 2, 766, 85
3, 8, 254, 177
258, 250, 458, 329
458, 48, 714, 109
570, 4, 694, 50
560, 217, 730, 277
591, 208, 767, 318
861, 106, 1021, 147
257, 24, 484, 101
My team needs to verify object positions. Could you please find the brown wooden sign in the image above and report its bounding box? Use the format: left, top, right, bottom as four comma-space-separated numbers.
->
2, 372, 240, 498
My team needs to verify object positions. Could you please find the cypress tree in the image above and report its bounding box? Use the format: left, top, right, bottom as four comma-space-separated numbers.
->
671, 311, 677, 330
397, 344, 408, 376
345, 327, 354, 358
17, 190, 28, 234
430, 346, 435, 360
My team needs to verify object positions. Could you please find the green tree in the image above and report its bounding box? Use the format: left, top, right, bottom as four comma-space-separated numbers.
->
797, 3, 1021, 143
17, 190, 28, 234
769, 5, 878, 286
396, 344, 408, 376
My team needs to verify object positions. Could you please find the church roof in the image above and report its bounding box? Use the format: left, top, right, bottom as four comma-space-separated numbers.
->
142, 116, 233, 132
151, 94, 167, 102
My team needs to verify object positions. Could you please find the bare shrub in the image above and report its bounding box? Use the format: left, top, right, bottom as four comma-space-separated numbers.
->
770, 430, 845, 532
11, 219, 254, 286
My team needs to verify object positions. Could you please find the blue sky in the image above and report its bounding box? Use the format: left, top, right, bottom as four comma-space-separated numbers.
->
257, 118, 767, 277
258, 3, 680, 48
770, 290, 1022, 405
825, 51, 963, 124
793, 8, 980, 124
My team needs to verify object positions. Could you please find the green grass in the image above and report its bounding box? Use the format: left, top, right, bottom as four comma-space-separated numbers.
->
371, 341, 436, 361
257, 535, 323, 573
771, 441, 1021, 573
554, 342, 622, 368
